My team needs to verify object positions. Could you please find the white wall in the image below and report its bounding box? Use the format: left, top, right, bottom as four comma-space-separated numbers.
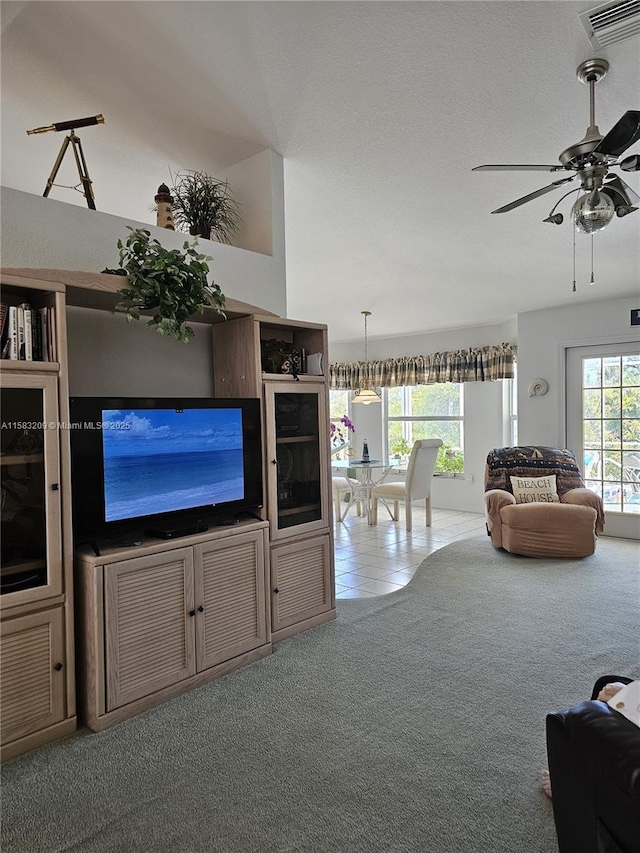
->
223, 150, 279, 257
1, 182, 287, 317
331, 319, 517, 513
517, 296, 640, 447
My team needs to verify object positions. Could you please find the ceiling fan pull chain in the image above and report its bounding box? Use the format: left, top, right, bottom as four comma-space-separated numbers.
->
590, 234, 595, 286
572, 225, 577, 293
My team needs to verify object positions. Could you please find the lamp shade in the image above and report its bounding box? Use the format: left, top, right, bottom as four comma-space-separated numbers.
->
352, 387, 382, 405
351, 310, 381, 404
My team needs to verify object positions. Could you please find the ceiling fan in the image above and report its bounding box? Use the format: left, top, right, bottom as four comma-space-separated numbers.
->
473, 59, 640, 233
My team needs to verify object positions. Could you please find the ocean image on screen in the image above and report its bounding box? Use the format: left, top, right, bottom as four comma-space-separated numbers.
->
102, 408, 244, 522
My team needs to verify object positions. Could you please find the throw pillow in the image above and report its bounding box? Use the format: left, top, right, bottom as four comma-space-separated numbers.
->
510, 474, 559, 504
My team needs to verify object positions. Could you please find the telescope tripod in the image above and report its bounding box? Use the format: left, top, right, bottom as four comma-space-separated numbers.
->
43, 130, 96, 209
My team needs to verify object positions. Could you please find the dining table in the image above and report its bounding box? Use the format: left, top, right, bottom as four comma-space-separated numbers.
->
331, 459, 396, 525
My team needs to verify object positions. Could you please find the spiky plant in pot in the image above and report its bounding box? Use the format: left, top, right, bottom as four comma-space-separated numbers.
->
170, 170, 242, 243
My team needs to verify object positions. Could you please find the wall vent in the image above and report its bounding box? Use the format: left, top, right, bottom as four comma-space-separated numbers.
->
580, 0, 640, 48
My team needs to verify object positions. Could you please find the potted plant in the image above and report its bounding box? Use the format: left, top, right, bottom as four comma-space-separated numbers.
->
103, 227, 226, 343
391, 437, 412, 461
170, 169, 241, 243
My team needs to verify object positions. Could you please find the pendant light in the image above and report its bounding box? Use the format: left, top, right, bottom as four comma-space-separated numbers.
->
352, 310, 381, 405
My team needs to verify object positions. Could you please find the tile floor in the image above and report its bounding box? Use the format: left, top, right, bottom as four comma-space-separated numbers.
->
333, 504, 487, 598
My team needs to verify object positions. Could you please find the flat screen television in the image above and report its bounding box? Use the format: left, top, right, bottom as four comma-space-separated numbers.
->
69, 397, 263, 542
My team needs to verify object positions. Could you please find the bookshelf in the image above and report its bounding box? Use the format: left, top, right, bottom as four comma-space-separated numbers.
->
0, 275, 75, 761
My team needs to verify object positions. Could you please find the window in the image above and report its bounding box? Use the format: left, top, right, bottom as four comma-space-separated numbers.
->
506, 366, 517, 446
581, 352, 640, 515
329, 390, 353, 460
384, 384, 464, 474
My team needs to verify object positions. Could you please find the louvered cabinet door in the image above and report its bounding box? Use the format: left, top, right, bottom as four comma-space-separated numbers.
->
104, 550, 196, 711
194, 530, 267, 671
0, 607, 65, 746
270, 534, 332, 632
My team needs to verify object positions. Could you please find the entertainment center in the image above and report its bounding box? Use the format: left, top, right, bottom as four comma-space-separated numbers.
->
0, 267, 335, 759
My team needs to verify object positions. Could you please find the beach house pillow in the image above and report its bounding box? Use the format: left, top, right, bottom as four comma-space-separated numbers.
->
510, 475, 559, 503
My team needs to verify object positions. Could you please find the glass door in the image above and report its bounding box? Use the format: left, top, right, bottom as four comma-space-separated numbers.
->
1, 374, 62, 603
566, 343, 640, 540
264, 383, 329, 540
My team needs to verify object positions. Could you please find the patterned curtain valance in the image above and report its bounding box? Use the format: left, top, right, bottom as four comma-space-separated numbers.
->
330, 342, 517, 389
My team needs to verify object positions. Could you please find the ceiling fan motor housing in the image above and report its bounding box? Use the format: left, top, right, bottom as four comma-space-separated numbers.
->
559, 59, 610, 169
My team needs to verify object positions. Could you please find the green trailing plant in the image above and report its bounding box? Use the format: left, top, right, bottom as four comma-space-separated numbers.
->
103, 227, 226, 344
170, 169, 242, 243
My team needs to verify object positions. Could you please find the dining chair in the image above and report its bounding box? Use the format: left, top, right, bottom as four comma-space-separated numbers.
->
370, 439, 443, 531
332, 475, 366, 522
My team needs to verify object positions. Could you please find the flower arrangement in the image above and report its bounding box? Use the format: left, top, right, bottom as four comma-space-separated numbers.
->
330, 414, 355, 447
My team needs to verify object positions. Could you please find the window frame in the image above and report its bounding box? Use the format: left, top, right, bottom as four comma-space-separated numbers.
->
383, 383, 465, 477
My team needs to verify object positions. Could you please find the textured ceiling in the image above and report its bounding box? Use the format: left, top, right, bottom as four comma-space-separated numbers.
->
2, 1, 639, 343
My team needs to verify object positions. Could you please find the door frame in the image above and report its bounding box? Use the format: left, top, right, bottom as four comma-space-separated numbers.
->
565, 339, 640, 540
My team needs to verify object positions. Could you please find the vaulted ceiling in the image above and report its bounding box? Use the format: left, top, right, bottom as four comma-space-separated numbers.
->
2, 1, 639, 342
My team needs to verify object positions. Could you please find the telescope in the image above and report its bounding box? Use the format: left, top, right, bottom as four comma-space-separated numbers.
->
27, 114, 105, 209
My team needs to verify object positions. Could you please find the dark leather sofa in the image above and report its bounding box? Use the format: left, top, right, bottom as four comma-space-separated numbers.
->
546, 695, 640, 853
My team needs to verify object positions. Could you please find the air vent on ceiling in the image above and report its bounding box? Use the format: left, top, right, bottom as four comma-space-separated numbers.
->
580, 0, 640, 48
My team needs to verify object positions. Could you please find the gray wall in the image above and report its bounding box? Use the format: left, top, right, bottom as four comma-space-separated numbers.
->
67, 308, 214, 397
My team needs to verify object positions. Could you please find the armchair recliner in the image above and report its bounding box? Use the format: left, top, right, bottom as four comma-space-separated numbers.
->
484, 446, 604, 558
546, 681, 640, 853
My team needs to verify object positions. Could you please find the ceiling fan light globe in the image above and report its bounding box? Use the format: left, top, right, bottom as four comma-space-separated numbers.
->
571, 191, 615, 233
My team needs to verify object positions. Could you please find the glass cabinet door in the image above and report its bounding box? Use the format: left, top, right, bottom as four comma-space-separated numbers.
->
265, 383, 329, 539
1, 374, 62, 603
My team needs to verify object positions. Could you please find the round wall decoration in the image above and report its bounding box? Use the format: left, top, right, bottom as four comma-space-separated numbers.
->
528, 378, 549, 397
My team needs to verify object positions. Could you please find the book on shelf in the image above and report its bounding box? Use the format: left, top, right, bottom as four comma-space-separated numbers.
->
0, 304, 52, 361
1, 306, 18, 359
46, 307, 55, 361
17, 305, 25, 359
21, 304, 33, 361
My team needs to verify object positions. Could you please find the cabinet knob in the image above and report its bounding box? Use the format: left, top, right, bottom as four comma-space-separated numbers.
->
54, 662, 63, 671
197, 605, 204, 613
189, 609, 196, 617
51, 483, 59, 491
271, 459, 277, 465
273, 587, 279, 594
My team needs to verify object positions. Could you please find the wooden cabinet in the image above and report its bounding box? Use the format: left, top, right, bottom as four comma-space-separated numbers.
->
1, 267, 335, 752
1, 373, 63, 604
270, 533, 333, 637
264, 382, 331, 541
104, 549, 196, 711
76, 522, 270, 731
213, 315, 336, 643
0, 274, 76, 761
195, 532, 267, 670
0, 608, 66, 746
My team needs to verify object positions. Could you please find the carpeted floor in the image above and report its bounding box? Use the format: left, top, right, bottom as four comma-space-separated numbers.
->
2, 535, 638, 853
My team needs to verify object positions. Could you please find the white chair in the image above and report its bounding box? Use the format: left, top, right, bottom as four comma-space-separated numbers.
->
370, 439, 443, 531
332, 475, 366, 522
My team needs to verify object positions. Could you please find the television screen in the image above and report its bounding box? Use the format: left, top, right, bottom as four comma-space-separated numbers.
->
101, 407, 245, 522
69, 397, 263, 541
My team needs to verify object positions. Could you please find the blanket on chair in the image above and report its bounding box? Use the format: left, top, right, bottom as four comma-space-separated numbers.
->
485, 446, 585, 496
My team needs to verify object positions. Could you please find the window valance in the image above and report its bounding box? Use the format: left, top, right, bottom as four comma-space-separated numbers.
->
330, 342, 517, 389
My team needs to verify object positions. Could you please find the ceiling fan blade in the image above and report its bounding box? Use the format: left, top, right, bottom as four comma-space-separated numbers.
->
619, 154, 639, 172
593, 111, 640, 157
491, 177, 574, 214
473, 164, 564, 172
604, 174, 640, 205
